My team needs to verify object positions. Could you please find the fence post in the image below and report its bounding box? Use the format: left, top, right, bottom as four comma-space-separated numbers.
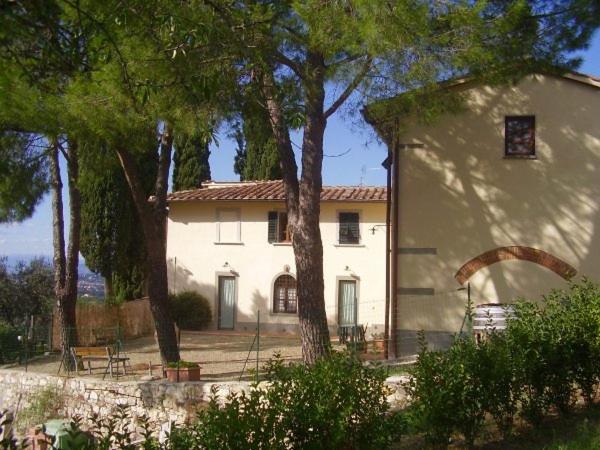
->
256, 310, 260, 383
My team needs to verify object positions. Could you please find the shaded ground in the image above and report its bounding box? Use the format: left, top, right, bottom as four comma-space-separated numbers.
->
394, 404, 600, 449
4, 331, 336, 381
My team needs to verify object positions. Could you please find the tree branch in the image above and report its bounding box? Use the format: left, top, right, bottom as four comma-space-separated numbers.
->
324, 57, 372, 118
273, 50, 304, 79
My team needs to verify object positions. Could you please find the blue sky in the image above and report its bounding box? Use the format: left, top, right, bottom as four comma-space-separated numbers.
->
1, 32, 599, 258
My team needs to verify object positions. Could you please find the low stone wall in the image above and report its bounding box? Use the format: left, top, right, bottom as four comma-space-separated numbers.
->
0, 370, 246, 429
0, 369, 409, 431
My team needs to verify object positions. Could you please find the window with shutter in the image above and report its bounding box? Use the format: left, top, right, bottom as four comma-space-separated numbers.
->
268, 211, 278, 242
338, 212, 360, 244
267, 211, 291, 243
505, 116, 535, 157
273, 275, 297, 314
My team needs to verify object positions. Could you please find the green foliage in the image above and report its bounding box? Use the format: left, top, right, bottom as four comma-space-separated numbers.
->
0, 131, 49, 223
169, 291, 212, 331
0, 257, 53, 326
406, 334, 487, 448
0, 354, 403, 449
188, 352, 404, 450
407, 279, 600, 446
173, 129, 212, 191
79, 140, 153, 302
233, 85, 281, 181
0, 321, 20, 364
166, 360, 199, 369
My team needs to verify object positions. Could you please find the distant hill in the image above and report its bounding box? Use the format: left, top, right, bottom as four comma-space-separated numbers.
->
2, 254, 104, 298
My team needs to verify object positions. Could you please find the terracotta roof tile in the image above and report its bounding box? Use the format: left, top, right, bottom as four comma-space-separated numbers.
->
167, 180, 386, 203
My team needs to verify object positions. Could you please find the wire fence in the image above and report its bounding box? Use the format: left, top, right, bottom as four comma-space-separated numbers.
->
0, 286, 477, 381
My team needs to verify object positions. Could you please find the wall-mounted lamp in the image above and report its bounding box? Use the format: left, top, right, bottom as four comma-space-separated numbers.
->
344, 265, 360, 280
223, 262, 238, 276
369, 224, 387, 235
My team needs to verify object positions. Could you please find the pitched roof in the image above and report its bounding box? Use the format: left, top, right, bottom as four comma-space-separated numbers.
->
167, 180, 387, 203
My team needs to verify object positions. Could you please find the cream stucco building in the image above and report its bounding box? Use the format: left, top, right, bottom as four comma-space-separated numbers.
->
367, 72, 600, 356
166, 181, 387, 335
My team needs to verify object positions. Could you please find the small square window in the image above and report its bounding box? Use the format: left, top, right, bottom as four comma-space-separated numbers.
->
505, 116, 535, 158
338, 212, 360, 245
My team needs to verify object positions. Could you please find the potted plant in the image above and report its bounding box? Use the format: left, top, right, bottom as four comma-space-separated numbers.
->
165, 360, 201, 382
369, 332, 386, 353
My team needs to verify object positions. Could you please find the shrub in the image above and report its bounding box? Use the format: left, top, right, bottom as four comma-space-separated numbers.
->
406, 334, 488, 448
188, 352, 404, 449
407, 279, 600, 445
0, 321, 20, 364
169, 291, 212, 330
477, 331, 521, 437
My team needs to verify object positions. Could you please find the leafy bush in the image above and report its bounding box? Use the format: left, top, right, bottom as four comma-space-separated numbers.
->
0, 321, 20, 364
187, 352, 404, 449
407, 279, 600, 446
406, 334, 488, 447
169, 291, 212, 330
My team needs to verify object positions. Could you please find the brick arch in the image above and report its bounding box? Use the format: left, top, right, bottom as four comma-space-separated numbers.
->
455, 246, 577, 285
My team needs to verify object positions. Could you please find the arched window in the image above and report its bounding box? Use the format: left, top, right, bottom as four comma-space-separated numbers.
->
273, 274, 297, 314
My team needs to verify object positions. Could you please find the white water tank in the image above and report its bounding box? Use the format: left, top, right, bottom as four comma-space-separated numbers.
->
473, 303, 515, 338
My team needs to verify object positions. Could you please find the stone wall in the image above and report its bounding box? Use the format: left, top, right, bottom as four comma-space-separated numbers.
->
0, 369, 408, 432
0, 370, 247, 429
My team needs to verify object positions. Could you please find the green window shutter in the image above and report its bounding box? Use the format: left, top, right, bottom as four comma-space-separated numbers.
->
268, 211, 278, 243
339, 212, 360, 244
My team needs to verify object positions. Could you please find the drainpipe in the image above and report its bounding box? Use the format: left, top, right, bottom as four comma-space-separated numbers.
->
390, 138, 400, 360
382, 150, 392, 360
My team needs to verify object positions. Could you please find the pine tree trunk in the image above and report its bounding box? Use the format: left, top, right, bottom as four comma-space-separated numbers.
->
115, 126, 180, 364
262, 61, 331, 364
50, 138, 80, 370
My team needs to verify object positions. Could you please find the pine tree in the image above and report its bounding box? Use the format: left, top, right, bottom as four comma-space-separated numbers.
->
223, 0, 600, 363
0, 131, 49, 223
173, 130, 211, 191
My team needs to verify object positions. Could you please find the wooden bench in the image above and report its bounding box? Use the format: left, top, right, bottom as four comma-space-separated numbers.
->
70, 346, 130, 379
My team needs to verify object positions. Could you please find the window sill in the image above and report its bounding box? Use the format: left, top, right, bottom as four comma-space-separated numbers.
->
503, 155, 537, 160
271, 242, 292, 246
270, 311, 298, 316
334, 244, 365, 248
214, 242, 244, 245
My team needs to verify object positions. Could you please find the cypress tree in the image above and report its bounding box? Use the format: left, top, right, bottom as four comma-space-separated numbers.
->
79, 139, 154, 301
172, 130, 212, 191
233, 87, 281, 181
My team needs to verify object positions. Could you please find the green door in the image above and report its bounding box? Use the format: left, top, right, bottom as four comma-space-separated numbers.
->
338, 280, 357, 326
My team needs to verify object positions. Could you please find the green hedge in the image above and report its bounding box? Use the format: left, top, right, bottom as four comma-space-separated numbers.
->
406, 278, 600, 447
169, 290, 212, 330
0, 321, 21, 364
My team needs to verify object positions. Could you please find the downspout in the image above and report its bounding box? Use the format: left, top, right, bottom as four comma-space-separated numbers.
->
383, 150, 392, 360
390, 132, 400, 359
